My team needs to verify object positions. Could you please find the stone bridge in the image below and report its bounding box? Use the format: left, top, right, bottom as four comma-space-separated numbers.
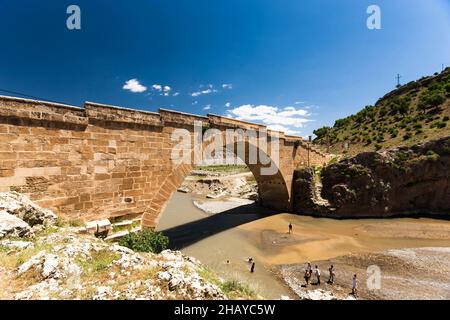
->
0, 96, 330, 228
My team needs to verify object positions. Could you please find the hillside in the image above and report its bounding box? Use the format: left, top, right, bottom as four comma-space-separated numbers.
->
314, 68, 450, 155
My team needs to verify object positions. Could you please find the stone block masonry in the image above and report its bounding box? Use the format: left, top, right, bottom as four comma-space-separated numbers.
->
0, 95, 330, 228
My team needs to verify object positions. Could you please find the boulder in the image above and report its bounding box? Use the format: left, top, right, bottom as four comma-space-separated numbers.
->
0, 210, 32, 238
0, 192, 57, 227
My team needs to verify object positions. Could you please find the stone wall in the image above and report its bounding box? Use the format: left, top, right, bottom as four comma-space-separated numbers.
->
0, 96, 330, 226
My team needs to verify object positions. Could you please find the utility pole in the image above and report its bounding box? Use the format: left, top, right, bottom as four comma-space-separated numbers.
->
396, 74, 402, 87
307, 136, 312, 167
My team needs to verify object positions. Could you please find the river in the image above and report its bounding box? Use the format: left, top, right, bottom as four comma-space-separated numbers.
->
156, 192, 450, 299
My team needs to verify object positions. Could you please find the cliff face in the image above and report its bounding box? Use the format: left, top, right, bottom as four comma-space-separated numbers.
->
293, 137, 450, 218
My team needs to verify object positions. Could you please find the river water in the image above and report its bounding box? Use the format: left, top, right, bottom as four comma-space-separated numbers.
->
156, 192, 450, 299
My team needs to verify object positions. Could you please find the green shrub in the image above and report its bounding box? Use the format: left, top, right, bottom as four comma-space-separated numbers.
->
443, 116, 449, 122
431, 121, 447, 129
119, 230, 169, 253
445, 83, 450, 93
403, 133, 412, 140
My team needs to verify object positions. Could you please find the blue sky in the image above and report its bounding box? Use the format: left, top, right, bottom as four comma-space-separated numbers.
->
0, 0, 449, 136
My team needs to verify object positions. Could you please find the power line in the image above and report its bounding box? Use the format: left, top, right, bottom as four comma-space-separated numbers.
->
0, 88, 69, 105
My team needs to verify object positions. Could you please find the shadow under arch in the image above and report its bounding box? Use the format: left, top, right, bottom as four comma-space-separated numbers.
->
141, 134, 291, 229
157, 202, 279, 250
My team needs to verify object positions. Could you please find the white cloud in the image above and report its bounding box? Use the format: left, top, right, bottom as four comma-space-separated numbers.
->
163, 86, 171, 92
152, 84, 162, 91
225, 102, 231, 108
226, 104, 312, 135
123, 79, 147, 93
173, 92, 180, 97
192, 101, 198, 105
222, 83, 233, 89
191, 88, 217, 97
203, 105, 211, 111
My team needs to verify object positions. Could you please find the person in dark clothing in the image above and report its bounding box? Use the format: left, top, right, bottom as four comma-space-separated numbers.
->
288, 223, 293, 234
304, 268, 311, 286
250, 262, 255, 273
328, 265, 335, 284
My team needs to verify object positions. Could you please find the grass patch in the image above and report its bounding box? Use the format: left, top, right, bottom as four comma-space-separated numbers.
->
198, 266, 257, 299
76, 249, 120, 273
194, 165, 249, 174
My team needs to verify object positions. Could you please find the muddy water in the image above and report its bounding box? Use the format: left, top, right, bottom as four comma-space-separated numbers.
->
157, 192, 450, 299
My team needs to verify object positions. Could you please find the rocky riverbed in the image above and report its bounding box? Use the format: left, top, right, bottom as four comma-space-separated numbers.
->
280, 247, 450, 300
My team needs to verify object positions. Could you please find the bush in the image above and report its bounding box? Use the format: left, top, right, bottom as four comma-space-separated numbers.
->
428, 94, 446, 107
119, 230, 169, 253
313, 126, 331, 140
445, 83, 450, 94
403, 133, 412, 140
431, 121, 447, 129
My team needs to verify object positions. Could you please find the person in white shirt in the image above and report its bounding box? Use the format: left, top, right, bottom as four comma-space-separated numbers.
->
315, 265, 321, 285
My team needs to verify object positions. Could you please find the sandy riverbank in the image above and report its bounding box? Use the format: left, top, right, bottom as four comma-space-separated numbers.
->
158, 193, 450, 299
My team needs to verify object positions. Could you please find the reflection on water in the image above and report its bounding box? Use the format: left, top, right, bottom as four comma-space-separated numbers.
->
157, 192, 450, 299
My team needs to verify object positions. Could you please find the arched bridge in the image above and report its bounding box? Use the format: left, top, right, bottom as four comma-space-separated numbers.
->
0, 96, 330, 228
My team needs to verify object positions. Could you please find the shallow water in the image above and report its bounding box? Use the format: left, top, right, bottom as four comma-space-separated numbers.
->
157, 192, 450, 299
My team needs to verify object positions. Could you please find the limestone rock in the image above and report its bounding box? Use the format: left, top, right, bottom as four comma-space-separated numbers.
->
0, 240, 34, 250
0, 192, 56, 227
0, 210, 32, 238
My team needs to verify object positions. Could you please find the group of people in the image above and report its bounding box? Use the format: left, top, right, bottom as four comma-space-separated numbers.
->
303, 262, 358, 296
303, 262, 332, 286
289, 223, 358, 296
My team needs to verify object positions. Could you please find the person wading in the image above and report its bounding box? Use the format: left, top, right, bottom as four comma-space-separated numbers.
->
288, 223, 293, 234
352, 274, 358, 297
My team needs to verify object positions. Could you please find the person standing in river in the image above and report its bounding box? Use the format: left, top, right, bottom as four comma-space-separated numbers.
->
352, 274, 358, 296
288, 223, 293, 234
250, 262, 255, 273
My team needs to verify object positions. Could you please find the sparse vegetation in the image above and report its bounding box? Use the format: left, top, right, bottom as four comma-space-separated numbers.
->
313, 69, 450, 155
193, 165, 249, 174
198, 266, 257, 299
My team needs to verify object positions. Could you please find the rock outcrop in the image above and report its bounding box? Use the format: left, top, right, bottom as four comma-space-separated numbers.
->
294, 137, 450, 218
0, 192, 57, 227
0, 192, 230, 300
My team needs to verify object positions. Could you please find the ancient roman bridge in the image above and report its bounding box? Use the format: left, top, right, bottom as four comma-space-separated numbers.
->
0, 96, 330, 228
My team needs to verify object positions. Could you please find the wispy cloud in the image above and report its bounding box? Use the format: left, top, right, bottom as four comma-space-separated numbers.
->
222, 83, 233, 89
123, 79, 147, 93
226, 104, 312, 135
225, 102, 231, 108
191, 88, 217, 97
203, 105, 211, 111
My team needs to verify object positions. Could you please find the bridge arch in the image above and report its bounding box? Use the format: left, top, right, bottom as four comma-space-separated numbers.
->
141, 136, 291, 228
